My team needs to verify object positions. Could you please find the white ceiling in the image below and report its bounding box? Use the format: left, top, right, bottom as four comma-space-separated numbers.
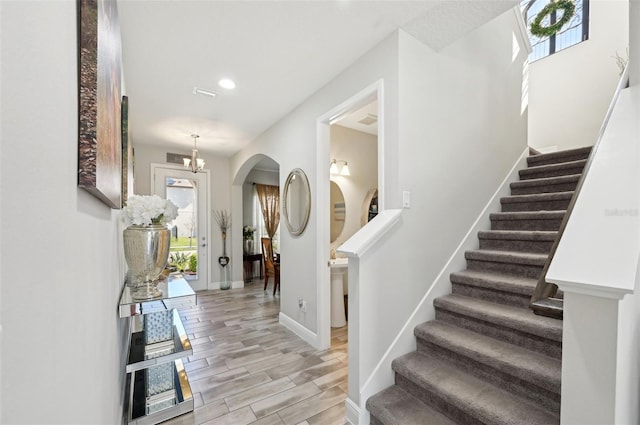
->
118, 0, 517, 157
335, 100, 379, 136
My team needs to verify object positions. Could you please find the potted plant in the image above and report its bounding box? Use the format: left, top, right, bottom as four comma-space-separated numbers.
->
243, 225, 255, 254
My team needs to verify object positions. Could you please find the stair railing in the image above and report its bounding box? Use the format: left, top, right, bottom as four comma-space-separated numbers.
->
529, 65, 630, 319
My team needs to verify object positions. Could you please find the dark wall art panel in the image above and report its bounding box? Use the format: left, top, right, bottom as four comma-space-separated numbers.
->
78, 0, 122, 208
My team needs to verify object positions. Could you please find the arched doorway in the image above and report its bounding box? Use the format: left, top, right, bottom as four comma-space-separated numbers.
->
230, 154, 280, 292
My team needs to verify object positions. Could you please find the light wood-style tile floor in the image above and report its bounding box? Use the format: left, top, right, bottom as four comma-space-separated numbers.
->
165, 282, 348, 425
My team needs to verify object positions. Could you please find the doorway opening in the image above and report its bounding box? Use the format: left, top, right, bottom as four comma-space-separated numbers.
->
230, 154, 281, 294
316, 80, 384, 351
328, 99, 379, 346
241, 157, 280, 290
151, 164, 210, 292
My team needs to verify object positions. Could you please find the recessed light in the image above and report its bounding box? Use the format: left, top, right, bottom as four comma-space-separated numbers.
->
193, 87, 217, 97
218, 78, 236, 90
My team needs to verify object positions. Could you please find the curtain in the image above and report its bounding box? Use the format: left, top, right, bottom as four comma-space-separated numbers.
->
252, 187, 279, 254
252, 188, 267, 242
255, 184, 280, 239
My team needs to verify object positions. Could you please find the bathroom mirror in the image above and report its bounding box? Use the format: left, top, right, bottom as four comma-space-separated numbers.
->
283, 168, 311, 236
330, 181, 346, 243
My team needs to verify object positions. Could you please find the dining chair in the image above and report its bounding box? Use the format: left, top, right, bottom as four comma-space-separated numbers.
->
261, 237, 280, 295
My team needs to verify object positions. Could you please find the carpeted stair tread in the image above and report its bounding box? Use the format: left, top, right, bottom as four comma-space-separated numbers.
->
526, 146, 591, 167
450, 269, 538, 296
500, 191, 573, 204
465, 249, 547, 278
501, 191, 574, 205
478, 230, 557, 254
414, 321, 561, 394
465, 249, 547, 266
491, 210, 566, 219
490, 210, 566, 231
434, 294, 562, 342
366, 385, 457, 425
478, 230, 558, 242
392, 351, 560, 425
510, 174, 581, 195
519, 159, 587, 180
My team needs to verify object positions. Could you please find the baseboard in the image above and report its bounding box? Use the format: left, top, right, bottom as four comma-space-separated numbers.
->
207, 280, 244, 290
345, 397, 361, 425
279, 312, 320, 348
358, 147, 530, 408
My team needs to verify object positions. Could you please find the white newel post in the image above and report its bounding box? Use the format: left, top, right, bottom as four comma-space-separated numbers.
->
560, 291, 621, 424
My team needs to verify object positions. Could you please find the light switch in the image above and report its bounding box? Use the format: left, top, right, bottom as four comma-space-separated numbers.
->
403, 191, 410, 208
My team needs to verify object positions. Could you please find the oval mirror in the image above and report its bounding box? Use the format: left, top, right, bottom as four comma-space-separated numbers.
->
283, 168, 311, 236
330, 181, 346, 243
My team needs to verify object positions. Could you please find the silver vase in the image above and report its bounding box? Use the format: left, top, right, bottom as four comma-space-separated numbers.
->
243, 239, 253, 254
123, 224, 170, 299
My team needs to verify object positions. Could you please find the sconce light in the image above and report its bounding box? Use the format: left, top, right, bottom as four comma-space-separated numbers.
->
184, 134, 205, 173
330, 159, 350, 176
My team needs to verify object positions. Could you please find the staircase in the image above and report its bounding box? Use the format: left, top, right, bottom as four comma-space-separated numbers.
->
366, 146, 592, 425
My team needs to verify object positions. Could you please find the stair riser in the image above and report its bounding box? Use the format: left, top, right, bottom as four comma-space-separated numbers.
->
466, 259, 543, 279
435, 308, 562, 359
519, 164, 585, 180
527, 153, 590, 167
415, 339, 560, 414
501, 198, 571, 212
511, 181, 578, 195
395, 374, 483, 425
491, 217, 563, 231
478, 238, 554, 254
451, 282, 531, 308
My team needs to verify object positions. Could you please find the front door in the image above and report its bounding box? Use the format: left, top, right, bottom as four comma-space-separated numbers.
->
152, 165, 210, 291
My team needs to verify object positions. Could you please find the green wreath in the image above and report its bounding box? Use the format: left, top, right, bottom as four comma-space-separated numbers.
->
530, 0, 576, 38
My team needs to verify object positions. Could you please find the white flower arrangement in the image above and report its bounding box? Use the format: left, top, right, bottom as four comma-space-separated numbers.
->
122, 195, 179, 227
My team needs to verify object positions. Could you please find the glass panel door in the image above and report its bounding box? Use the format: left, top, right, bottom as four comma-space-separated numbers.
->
153, 166, 209, 291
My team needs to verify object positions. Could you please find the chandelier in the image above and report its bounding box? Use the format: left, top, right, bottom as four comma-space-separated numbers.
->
184, 134, 205, 173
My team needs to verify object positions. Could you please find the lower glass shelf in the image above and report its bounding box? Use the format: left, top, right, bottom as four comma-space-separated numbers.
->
124, 359, 194, 425
126, 310, 192, 373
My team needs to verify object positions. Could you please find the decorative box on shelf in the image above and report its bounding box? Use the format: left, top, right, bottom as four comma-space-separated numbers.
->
119, 275, 197, 425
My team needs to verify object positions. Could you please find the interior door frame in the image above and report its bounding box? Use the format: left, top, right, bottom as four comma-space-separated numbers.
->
150, 163, 211, 291
316, 80, 384, 349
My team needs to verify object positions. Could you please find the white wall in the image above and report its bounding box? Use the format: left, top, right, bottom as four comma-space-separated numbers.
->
615, 284, 640, 425
230, 32, 400, 338
330, 125, 378, 250
1, 1, 127, 423
631, 0, 640, 86
528, 0, 629, 151
132, 144, 232, 287
353, 9, 528, 405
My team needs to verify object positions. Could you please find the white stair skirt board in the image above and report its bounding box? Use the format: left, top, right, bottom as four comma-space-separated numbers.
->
279, 312, 320, 349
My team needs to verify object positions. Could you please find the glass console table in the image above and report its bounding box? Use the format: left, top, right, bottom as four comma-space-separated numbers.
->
119, 275, 197, 425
